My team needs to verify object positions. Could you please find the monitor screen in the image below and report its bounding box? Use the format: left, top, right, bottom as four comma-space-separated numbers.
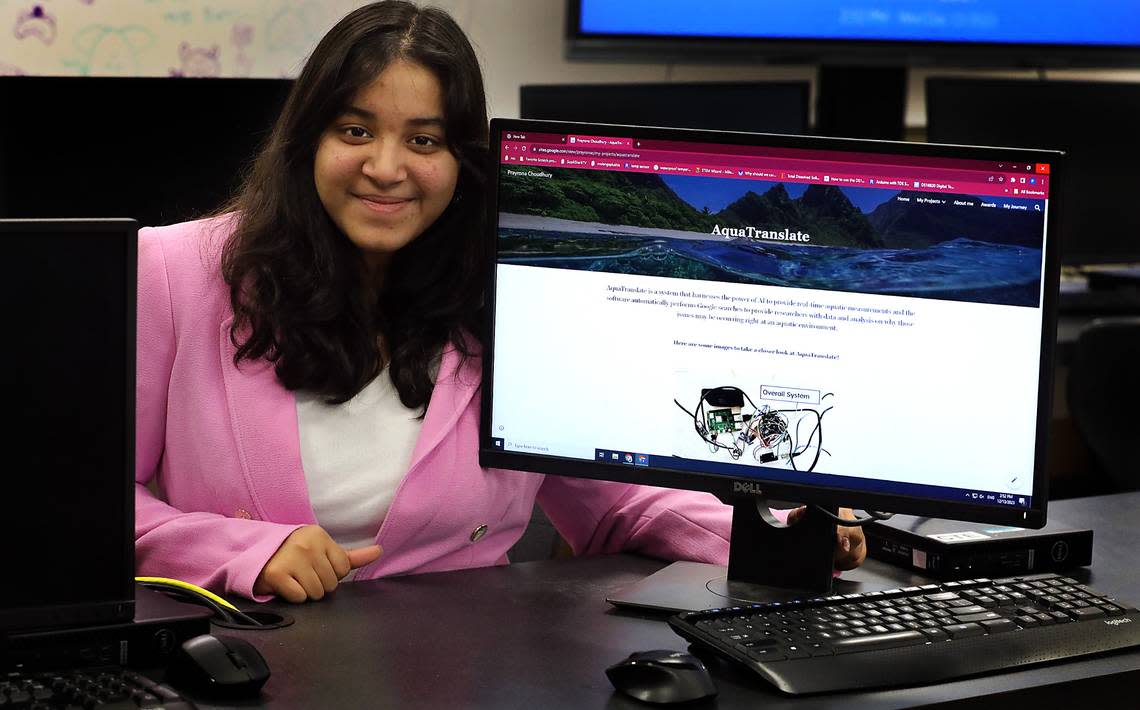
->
520, 82, 809, 136
481, 119, 1060, 608
0, 77, 291, 227
574, 1, 1140, 46
0, 219, 136, 632
569, 0, 1140, 64
926, 78, 1140, 266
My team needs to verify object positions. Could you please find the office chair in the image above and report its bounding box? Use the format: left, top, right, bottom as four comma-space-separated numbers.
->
1066, 317, 1140, 492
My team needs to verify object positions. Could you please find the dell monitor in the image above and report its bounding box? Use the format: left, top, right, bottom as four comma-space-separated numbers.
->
927, 77, 1140, 267
481, 119, 1061, 612
520, 82, 810, 136
0, 76, 291, 227
0, 218, 137, 632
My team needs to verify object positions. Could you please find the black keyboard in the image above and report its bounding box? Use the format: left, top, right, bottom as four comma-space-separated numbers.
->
669, 573, 1140, 694
0, 667, 194, 709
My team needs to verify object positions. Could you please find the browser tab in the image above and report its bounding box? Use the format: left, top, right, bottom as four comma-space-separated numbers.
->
567, 134, 633, 148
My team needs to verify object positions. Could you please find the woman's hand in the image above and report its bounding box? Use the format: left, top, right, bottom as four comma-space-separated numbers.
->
832, 508, 867, 570
253, 525, 383, 602
786, 506, 867, 571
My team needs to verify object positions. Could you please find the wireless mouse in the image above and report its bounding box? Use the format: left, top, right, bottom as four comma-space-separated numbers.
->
166, 633, 271, 697
605, 649, 717, 704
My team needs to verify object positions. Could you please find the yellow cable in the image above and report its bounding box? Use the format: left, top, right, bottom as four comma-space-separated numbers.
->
135, 576, 241, 612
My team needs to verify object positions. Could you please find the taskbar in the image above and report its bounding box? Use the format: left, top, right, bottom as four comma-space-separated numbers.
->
598, 447, 1033, 511
488, 438, 1032, 510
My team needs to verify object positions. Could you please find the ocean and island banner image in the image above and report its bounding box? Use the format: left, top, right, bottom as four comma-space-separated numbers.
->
497, 166, 1047, 308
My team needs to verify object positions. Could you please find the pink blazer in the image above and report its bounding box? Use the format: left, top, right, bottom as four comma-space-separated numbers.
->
135, 217, 731, 600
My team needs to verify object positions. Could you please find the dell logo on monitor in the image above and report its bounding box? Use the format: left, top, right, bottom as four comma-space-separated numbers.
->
733, 481, 764, 496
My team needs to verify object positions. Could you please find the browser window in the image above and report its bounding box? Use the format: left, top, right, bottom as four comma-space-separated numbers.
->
490, 128, 1051, 510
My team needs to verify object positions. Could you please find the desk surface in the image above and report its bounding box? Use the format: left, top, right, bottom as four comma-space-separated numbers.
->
199, 492, 1140, 709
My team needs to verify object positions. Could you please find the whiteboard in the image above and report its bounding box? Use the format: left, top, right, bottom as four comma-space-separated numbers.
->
0, 0, 381, 77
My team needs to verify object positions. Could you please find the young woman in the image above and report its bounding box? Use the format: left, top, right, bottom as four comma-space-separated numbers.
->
134, 1, 865, 603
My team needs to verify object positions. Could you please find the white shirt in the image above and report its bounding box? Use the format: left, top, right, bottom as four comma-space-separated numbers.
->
296, 369, 424, 555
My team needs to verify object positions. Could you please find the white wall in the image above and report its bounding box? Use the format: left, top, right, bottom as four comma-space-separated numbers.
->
1, 0, 1137, 128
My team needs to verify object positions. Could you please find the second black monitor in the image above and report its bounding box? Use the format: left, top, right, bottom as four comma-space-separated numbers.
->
520, 81, 809, 136
0, 76, 292, 228
927, 77, 1140, 266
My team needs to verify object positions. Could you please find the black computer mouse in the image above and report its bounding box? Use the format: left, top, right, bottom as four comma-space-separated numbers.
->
166, 633, 271, 697
605, 649, 717, 704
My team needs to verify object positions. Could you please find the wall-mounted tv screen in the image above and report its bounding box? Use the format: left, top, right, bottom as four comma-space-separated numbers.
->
568, 1, 1140, 65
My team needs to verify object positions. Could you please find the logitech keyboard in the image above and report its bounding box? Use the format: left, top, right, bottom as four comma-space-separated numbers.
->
669, 573, 1140, 694
0, 666, 194, 709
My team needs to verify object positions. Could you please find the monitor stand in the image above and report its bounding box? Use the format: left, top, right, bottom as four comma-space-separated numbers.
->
607, 498, 838, 613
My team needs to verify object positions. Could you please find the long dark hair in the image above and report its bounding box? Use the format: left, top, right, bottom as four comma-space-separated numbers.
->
220, 1, 488, 409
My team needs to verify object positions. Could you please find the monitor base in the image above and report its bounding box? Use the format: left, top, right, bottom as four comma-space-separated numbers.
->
606, 560, 823, 613
608, 499, 841, 613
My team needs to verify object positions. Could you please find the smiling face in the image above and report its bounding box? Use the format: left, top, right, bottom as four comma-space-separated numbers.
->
313, 59, 460, 279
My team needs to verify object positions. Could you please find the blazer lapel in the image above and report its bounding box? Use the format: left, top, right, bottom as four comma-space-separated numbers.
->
362, 344, 480, 569
218, 317, 317, 525
404, 345, 480, 477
